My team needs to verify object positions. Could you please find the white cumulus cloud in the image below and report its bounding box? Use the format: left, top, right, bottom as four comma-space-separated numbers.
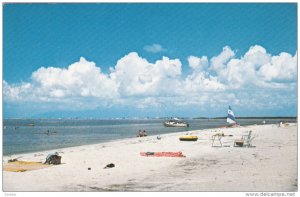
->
258, 52, 297, 82
243, 45, 271, 68
110, 52, 182, 96
188, 55, 208, 71
4, 57, 119, 103
210, 46, 235, 73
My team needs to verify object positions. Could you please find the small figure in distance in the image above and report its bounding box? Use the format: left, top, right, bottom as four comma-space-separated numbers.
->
136, 130, 142, 137
142, 130, 147, 137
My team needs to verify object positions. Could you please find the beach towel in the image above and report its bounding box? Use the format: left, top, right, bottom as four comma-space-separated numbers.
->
140, 152, 186, 157
3, 161, 50, 172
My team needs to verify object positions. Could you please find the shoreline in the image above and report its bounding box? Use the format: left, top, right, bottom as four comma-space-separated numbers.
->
4, 118, 296, 156
3, 123, 297, 192
3, 122, 282, 157
3, 125, 202, 158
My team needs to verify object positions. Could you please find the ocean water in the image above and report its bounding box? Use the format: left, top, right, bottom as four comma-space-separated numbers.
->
3, 118, 296, 155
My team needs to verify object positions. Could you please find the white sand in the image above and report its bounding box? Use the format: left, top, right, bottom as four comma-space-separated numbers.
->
3, 123, 297, 192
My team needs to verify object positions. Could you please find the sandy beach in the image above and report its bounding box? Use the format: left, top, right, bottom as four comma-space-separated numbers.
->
2, 123, 297, 192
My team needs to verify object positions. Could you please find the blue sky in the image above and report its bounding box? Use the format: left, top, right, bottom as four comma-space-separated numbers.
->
3, 3, 297, 118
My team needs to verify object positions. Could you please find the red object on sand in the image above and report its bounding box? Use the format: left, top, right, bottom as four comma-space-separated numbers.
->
140, 152, 186, 157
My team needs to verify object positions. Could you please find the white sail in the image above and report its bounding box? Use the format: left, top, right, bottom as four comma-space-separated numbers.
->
226, 106, 236, 124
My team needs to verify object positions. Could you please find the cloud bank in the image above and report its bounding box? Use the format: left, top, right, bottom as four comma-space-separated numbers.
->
3, 45, 297, 115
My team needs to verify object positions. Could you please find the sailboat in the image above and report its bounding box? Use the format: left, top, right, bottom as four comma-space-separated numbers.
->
227, 105, 236, 124
226, 105, 238, 127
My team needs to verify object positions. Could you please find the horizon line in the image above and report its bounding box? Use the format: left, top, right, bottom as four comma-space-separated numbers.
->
3, 116, 297, 120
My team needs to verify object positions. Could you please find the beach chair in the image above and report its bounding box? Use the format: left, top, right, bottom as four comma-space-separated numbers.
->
211, 132, 233, 147
211, 133, 224, 147
234, 130, 255, 148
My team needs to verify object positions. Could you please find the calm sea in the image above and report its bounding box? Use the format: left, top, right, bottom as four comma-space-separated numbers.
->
3, 118, 296, 155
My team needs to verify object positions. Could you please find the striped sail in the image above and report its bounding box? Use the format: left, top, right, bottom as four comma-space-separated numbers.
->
226, 106, 236, 124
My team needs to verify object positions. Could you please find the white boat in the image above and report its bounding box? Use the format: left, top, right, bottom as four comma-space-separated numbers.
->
163, 118, 189, 127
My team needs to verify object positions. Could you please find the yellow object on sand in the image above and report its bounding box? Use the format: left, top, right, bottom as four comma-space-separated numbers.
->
3, 161, 50, 172
179, 135, 198, 141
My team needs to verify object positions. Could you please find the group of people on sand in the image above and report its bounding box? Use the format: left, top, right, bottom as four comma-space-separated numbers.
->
136, 130, 147, 137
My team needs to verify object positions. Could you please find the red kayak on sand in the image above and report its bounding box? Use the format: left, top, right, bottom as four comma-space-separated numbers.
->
140, 152, 186, 157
